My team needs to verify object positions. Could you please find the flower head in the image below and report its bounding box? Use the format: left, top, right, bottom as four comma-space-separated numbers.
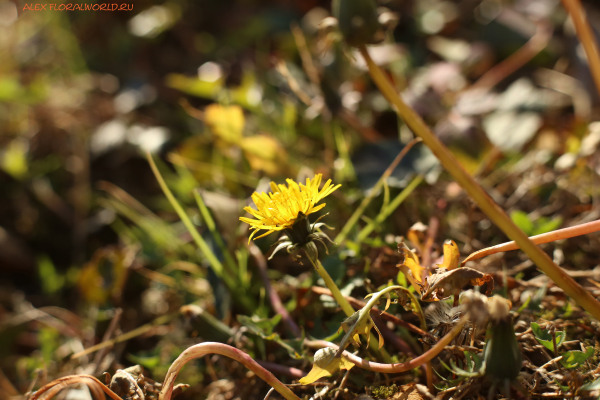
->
240, 174, 341, 243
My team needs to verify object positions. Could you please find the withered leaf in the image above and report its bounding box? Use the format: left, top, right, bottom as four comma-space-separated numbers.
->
397, 242, 427, 296
407, 222, 428, 253
421, 267, 494, 302
338, 310, 384, 354
437, 240, 460, 271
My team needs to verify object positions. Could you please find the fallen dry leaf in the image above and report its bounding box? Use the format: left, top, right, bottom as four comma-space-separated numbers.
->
421, 267, 494, 303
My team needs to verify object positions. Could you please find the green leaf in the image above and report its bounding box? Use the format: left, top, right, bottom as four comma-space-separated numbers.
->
560, 347, 594, 369
530, 322, 565, 352
38, 256, 65, 294
237, 314, 282, 337
510, 211, 534, 236
127, 354, 160, 370
532, 216, 563, 236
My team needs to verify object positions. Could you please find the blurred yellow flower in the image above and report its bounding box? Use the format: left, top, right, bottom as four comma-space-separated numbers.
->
240, 174, 341, 243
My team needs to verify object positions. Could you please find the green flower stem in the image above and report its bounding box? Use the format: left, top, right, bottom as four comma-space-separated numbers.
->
334, 137, 422, 246
307, 255, 355, 317
359, 45, 600, 321
304, 248, 392, 362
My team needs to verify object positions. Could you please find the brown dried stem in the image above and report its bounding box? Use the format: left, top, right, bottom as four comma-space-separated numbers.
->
29, 375, 122, 400
560, 0, 600, 98
159, 342, 300, 400
248, 242, 302, 337
462, 219, 600, 265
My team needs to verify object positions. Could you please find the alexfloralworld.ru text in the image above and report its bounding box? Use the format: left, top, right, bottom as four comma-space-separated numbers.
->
23, 3, 133, 11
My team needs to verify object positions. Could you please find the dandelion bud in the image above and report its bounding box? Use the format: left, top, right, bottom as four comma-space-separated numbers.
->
483, 296, 522, 381
333, 0, 385, 46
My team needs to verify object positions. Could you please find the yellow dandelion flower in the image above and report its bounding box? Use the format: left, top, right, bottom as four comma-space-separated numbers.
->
240, 174, 341, 243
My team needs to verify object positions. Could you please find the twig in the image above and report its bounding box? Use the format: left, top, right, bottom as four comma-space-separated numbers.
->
276, 60, 313, 106
462, 219, 600, 265
92, 308, 123, 375
333, 370, 351, 400
264, 387, 276, 400
256, 360, 305, 379
71, 313, 176, 359
291, 22, 320, 87
471, 20, 552, 90
29, 375, 122, 400
248, 242, 302, 337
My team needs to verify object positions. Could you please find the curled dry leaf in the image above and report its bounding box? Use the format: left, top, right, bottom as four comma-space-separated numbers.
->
407, 222, 428, 253
298, 348, 355, 385
397, 242, 427, 296
421, 268, 494, 303
436, 240, 460, 271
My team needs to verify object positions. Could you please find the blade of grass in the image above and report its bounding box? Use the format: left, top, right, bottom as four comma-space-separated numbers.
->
146, 153, 236, 290
334, 137, 422, 245
71, 313, 177, 359
193, 189, 238, 274
356, 174, 423, 244
561, 0, 600, 98
359, 45, 600, 320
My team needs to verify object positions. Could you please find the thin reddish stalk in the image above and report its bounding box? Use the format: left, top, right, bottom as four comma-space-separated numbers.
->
305, 314, 469, 374
471, 20, 552, 90
462, 219, 600, 265
29, 375, 122, 400
256, 360, 305, 379
159, 342, 300, 400
248, 243, 302, 337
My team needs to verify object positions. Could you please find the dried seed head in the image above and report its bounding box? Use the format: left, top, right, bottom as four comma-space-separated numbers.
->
458, 289, 489, 327
488, 295, 512, 323
425, 301, 459, 327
